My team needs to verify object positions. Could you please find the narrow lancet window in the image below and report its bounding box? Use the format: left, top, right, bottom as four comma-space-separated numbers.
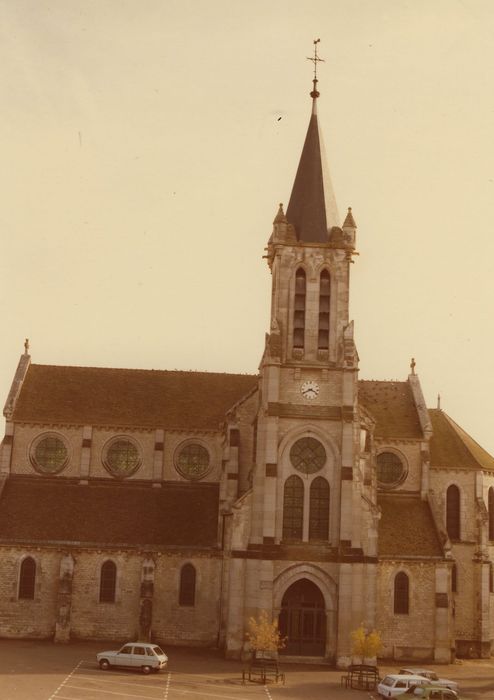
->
283, 475, 304, 540
489, 488, 494, 540
309, 477, 330, 540
293, 269, 306, 349
394, 571, 409, 614
318, 270, 330, 349
446, 485, 460, 540
99, 560, 117, 603
179, 564, 196, 606
19, 557, 36, 599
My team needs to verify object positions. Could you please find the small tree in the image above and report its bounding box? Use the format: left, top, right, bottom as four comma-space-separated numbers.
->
246, 610, 286, 655
351, 624, 383, 664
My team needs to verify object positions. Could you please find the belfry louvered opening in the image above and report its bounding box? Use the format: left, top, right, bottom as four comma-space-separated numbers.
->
318, 270, 330, 349
293, 268, 306, 349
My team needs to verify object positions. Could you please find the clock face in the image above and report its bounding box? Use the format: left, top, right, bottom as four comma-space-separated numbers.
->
301, 380, 319, 400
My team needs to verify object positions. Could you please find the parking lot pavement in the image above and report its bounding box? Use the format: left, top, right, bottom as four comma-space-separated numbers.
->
1, 640, 494, 700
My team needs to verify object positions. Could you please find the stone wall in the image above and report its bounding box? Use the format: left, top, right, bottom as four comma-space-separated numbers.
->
0, 546, 222, 645
377, 560, 438, 661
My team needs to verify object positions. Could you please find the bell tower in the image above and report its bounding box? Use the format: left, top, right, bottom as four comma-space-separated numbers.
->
232, 43, 375, 665
251, 42, 360, 552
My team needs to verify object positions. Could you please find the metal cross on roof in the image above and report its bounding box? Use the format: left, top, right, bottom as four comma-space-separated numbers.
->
307, 38, 324, 79
307, 39, 324, 99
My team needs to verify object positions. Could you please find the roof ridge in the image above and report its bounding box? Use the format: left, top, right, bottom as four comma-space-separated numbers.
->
30, 363, 258, 378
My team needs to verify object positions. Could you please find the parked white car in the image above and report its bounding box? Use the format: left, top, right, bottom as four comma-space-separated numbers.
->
97, 642, 168, 674
399, 669, 458, 692
378, 674, 429, 698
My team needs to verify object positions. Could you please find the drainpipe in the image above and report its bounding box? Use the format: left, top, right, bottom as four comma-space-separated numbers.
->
217, 511, 233, 648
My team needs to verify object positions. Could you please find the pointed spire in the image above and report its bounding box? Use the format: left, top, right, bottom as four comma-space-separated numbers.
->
286, 40, 339, 243
273, 203, 287, 224
342, 207, 357, 229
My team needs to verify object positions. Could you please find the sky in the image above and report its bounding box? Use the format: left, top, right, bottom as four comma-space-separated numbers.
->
1, 0, 494, 454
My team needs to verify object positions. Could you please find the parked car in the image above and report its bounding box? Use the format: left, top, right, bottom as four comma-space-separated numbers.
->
399, 668, 458, 692
378, 674, 429, 698
97, 642, 168, 674
402, 686, 460, 700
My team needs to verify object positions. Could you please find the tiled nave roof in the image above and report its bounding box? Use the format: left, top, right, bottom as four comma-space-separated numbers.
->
358, 380, 423, 439
378, 494, 444, 558
429, 409, 494, 472
0, 477, 219, 548
11, 364, 258, 430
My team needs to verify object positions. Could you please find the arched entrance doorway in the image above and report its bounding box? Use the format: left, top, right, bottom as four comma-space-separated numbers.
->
278, 578, 326, 656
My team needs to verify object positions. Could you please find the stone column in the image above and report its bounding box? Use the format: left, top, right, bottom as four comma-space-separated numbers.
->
434, 564, 452, 662
139, 557, 155, 642
54, 554, 75, 643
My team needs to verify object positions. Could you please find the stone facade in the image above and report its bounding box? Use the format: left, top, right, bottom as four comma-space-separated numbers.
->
1, 84, 494, 666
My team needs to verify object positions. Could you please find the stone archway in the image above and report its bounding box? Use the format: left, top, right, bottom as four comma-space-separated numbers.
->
278, 578, 326, 656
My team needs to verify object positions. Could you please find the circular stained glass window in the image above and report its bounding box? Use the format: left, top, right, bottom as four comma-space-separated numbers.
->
104, 438, 141, 478
377, 451, 406, 487
176, 443, 210, 480
31, 435, 68, 474
290, 437, 326, 474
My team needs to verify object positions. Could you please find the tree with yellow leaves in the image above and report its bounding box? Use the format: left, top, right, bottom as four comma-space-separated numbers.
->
351, 624, 383, 664
246, 610, 286, 655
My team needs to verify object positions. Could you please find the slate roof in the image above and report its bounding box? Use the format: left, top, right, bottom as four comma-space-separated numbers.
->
378, 494, 444, 558
286, 101, 340, 242
11, 364, 258, 430
429, 409, 494, 472
358, 380, 423, 439
0, 477, 219, 548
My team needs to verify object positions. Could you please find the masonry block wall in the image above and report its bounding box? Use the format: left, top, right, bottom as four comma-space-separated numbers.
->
0, 546, 222, 645
377, 561, 437, 660
0, 547, 60, 638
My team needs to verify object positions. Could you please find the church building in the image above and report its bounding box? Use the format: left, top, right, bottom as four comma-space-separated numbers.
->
1, 58, 494, 665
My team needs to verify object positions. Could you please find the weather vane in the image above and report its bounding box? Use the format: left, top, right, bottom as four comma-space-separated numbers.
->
307, 38, 324, 99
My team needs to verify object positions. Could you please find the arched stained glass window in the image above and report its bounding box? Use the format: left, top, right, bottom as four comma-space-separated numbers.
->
489, 488, 494, 541
446, 485, 460, 540
318, 270, 330, 350
283, 475, 304, 540
293, 268, 306, 350
179, 564, 196, 606
99, 560, 117, 603
394, 571, 409, 614
309, 477, 329, 541
19, 557, 36, 599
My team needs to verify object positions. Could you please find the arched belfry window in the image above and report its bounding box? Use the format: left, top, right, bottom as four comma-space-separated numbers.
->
489, 488, 494, 540
179, 564, 196, 606
446, 485, 460, 540
394, 571, 409, 614
18, 556, 36, 599
99, 560, 117, 603
309, 477, 330, 541
318, 270, 331, 350
283, 475, 304, 540
293, 269, 306, 350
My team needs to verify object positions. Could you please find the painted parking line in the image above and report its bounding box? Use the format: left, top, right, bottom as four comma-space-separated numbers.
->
165, 674, 270, 700
49, 660, 84, 700
49, 660, 169, 700
50, 663, 273, 700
